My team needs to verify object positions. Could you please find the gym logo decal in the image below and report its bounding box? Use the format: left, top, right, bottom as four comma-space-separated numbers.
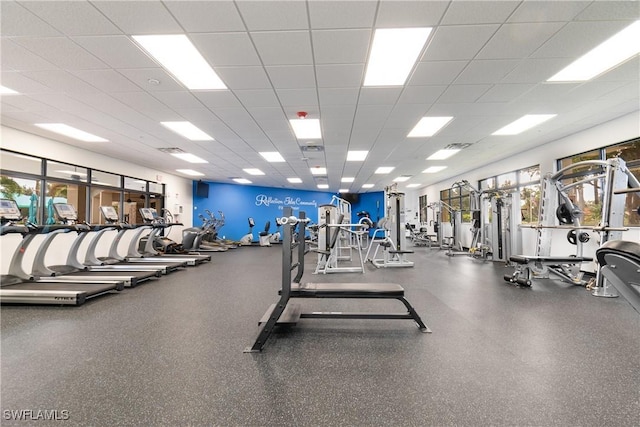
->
255, 194, 318, 210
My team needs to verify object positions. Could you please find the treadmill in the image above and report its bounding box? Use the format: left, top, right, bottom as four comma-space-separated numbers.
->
134, 207, 211, 265
92, 206, 188, 272
27, 203, 162, 288
0, 199, 124, 306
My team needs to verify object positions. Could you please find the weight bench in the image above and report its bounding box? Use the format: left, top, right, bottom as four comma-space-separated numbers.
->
245, 208, 430, 353
504, 255, 593, 287
596, 240, 640, 314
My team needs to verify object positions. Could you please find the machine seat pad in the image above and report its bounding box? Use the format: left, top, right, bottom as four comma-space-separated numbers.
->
389, 250, 414, 254
510, 255, 593, 265
596, 240, 640, 266
292, 282, 405, 297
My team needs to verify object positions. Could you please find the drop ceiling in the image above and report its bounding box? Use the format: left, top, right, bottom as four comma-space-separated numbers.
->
1, 0, 639, 192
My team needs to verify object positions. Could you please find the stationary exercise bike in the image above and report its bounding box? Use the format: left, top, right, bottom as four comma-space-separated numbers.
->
269, 218, 282, 244
239, 218, 255, 246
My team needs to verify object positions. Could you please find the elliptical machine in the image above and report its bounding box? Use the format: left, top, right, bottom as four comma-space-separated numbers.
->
239, 218, 255, 246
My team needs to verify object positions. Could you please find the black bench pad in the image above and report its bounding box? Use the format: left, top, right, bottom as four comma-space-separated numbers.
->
291, 282, 405, 297
510, 255, 593, 265
389, 250, 414, 254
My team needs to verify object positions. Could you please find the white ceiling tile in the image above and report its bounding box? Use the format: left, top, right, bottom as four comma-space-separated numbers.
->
376, 1, 449, 27
266, 65, 316, 89
358, 88, 402, 105
386, 106, 430, 130
212, 107, 254, 123
438, 85, 492, 103
246, 107, 287, 123
308, 1, 376, 29
318, 88, 360, 105
409, 61, 468, 86
251, 31, 313, 66
454, 60, 520, 84
194, 91, 243, 109
501, 58, 572, 84
70, 69, 142, 93
20, 69, 102, 94
90, 1, 182, 34
1, 1, 61, 37
312, 29, 370, 64
508, 1, 591, 23
234, 89, 280, 108
276, 89, 319, 107
177, 109, 225, 126
237, 1, 307, 31
477, 84, 536, 103
397, 85, 446, 104
215, 66, 272, 90
1, 39, 59, 71
72, 36, 158, 69
422, 25, 499, 61
190, 33, 261, 67
593, 56, 640, 83
514, 83, 580, 103
13, 37, 108, 70
1, 94, 61, 113
477, 22, 565, 59
1, 71, 57, 94
441, 1, 520, 25
565, 81, 631, 102
151, 91, 204, 110
316, 64, 364, 88
20, 1, 121, 36
117, 68, 185, 92
575, 1, 640, 21
532, 21, 637, 59
163, 1, 245, 32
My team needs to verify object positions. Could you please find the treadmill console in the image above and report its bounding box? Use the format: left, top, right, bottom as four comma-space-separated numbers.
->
100, 206, 119, 222
139, 208, 159, 222
53, 203, 78, 222
0, 199, 22, 220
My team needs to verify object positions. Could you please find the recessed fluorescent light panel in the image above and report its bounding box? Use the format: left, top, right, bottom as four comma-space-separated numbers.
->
290, 118, 322, 139
0, 85, 19, 95
233, 178, 252, 184
393, 176, 411, 182
364, 28, 432, 86
362, 184, 375, 189
132, 34, 226, 90
287, 178, 302, 183
260, 152, 285, 162
426, 150, 460, 161
341, 177, 355, 183
317, 184, 329, 189
310, 167, 327, 175
34, 123, 108, 142
408, 116, 454, 137
176, 169, 204, 176
243, 168, 265, 176
338, 189, 349, 193
171, 153, 208, 164
347, 150, 368, 161
375, 167, 395, 174
492, 114, 556, 136
406, 183, 421, 188
548, 20, 640, 82
423, 166, 447, 173
160, 121, 213, 141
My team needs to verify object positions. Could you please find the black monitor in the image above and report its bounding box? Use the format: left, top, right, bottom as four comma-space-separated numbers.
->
100, 206, 119, 222
196, 181, 209, 198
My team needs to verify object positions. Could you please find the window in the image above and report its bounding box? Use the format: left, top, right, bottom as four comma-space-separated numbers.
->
558, 138, 640, 227
46, 180, 87, 223
0, 175, 41, 223
479, 165, 541, 224
419, 195, 428, 223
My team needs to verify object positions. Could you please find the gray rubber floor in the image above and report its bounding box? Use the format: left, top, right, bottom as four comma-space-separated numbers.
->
2, 245, 639, 426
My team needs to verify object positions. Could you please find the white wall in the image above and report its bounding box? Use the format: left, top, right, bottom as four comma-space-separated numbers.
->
405, 112, 640, 266
1, 126, 194, 273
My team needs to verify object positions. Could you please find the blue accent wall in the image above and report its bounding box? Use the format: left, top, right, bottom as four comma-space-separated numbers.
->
192, 181, 384, 241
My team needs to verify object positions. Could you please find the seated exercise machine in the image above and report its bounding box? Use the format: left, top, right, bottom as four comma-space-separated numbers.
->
239, 218, 255, 246
0, 199, 124, 305
506, 158, 638, 290
258, 220, 272, 247
365, 186, 414, 268
244, 207, 431, 352
405, 223, 435, 247
596, 240, 640, 314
